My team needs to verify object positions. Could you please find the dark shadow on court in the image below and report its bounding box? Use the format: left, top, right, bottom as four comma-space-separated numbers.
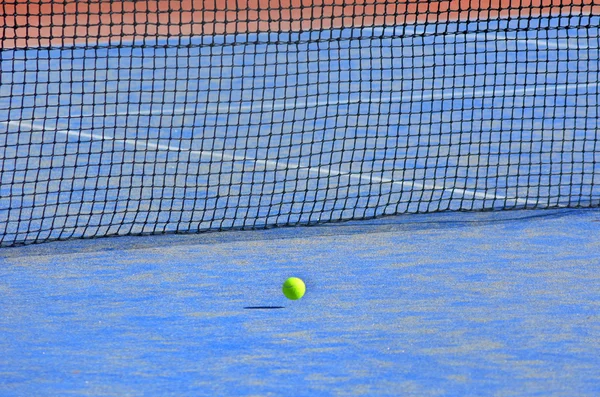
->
244, 306, 286, 310
1, 208, 596, 259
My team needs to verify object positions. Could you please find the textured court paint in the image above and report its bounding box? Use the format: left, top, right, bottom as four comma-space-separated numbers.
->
0, 208, 599, 396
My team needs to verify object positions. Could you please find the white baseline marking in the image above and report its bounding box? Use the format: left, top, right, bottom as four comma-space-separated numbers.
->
417, 30, 585, 50
2, 120, 529, 205
470, 31, 589, 50
105, 81, 600, 118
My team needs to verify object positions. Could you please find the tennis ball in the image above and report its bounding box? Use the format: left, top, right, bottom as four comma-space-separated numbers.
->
282, 277, 306, 300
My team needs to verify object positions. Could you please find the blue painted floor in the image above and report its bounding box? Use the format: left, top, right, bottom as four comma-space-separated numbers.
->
1, 208, 599, 396
1, 15, 600, 394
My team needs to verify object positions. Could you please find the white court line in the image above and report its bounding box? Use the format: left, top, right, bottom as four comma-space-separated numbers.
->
490, 34, 585, 50
105, 81, 600, 118
520, 38, 589, 50
2, 119, 530, 206
427, 31, 586, 50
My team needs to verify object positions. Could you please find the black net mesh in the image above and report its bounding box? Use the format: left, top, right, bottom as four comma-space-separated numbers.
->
1, 1, 599, 246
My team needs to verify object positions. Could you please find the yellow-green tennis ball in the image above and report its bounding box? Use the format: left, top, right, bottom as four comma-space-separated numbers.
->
282, 277, 306, 300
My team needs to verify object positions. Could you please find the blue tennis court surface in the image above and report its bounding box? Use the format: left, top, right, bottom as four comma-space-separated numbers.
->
1, 208, 599, 396
1, 13, 600, 395
1, 16, 599, 246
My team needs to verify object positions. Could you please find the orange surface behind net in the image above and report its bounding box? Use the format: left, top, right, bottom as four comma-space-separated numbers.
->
1, 0, 599, 47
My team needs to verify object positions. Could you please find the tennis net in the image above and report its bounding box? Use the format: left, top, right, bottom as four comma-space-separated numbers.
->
1, 1, 599, 247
